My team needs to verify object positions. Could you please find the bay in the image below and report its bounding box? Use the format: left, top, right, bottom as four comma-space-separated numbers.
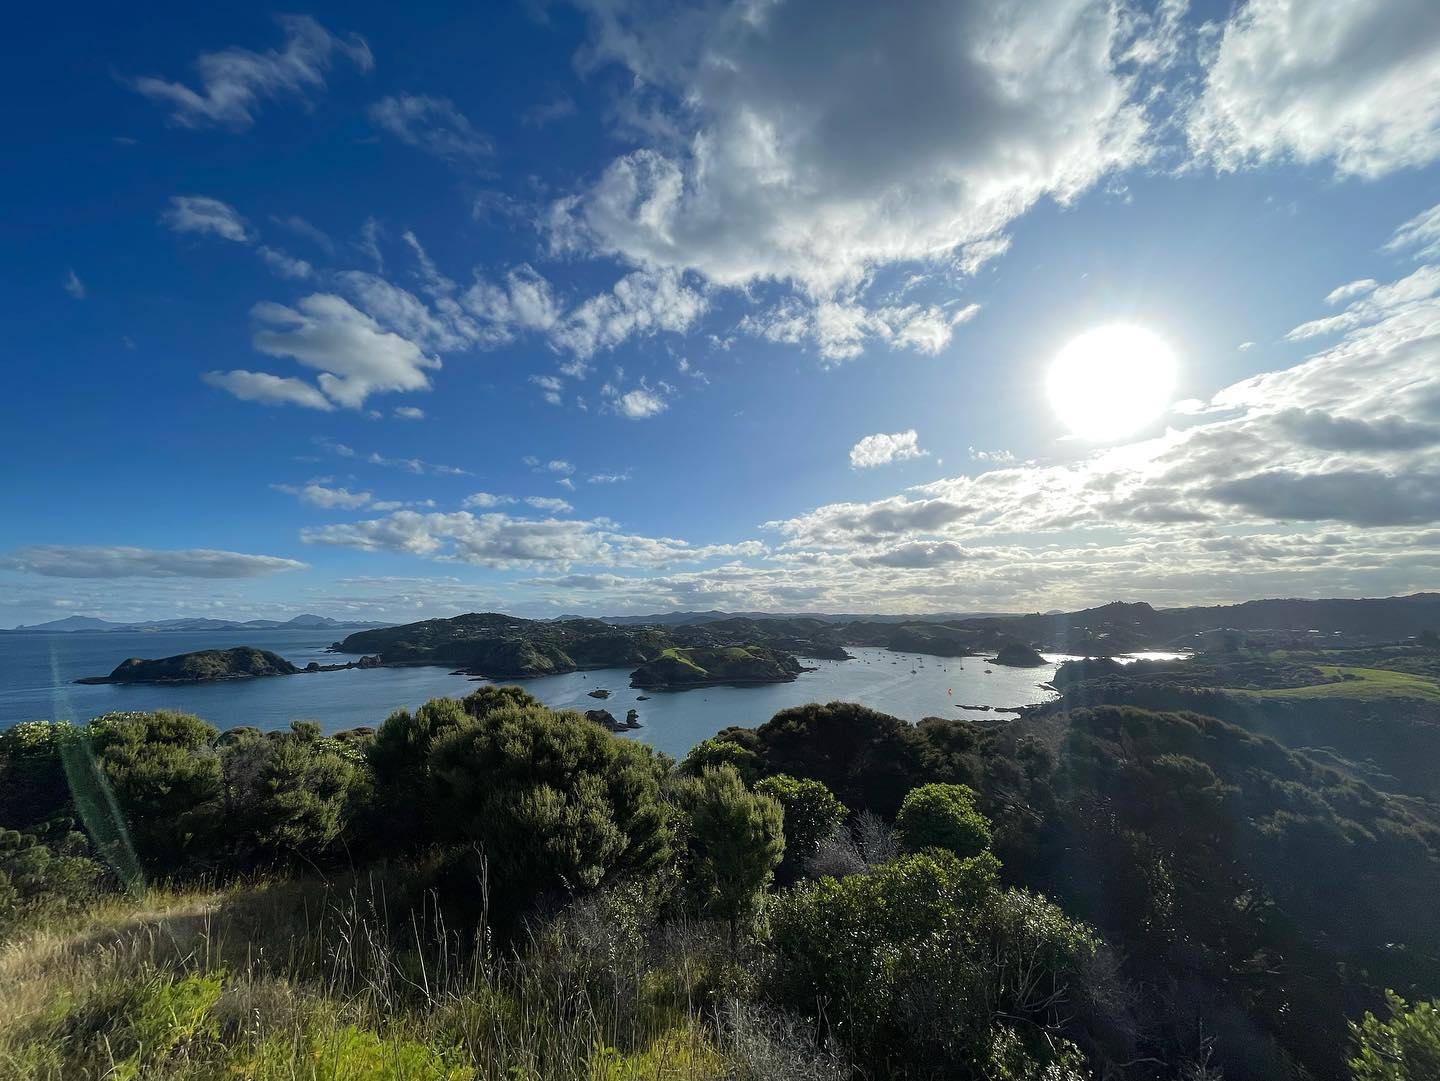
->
0, 629, 1180, 760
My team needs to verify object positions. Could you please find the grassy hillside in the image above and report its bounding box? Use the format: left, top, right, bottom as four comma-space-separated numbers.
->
1239, 664, 1440, 702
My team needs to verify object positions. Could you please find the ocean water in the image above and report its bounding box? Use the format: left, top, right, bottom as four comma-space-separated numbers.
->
0, 630, 1180, 760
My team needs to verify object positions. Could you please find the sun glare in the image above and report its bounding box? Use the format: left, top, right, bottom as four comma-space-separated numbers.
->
1047, 324, 1178, 441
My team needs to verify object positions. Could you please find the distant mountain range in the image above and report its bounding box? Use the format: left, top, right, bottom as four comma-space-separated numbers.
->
6, 614, 393, 634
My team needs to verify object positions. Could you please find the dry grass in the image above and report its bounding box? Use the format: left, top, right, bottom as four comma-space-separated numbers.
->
0, 873, 839, 1081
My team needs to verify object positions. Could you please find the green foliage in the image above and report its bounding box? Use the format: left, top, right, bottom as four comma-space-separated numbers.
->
238, 1022, 470, 1080
896, 783, 992, 858
768, 850, 1096, 1079
240, 724, 361, 861
753, 774, 845, 880
86, 711, 221, 869
0, 721, 78, 830
679, 736, 762, 782
680, 766, 785, 939
1350, 992, 1440, 1081
0, 826, 102, 928
428, 704, 671, 922
40, 968, 224, 1080
461, 683, 541, 718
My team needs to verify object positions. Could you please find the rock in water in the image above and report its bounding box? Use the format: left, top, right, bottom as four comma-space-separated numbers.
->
587, 688, 611, 699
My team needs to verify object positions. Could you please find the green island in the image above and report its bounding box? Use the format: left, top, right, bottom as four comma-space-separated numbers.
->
75, 646, 377, 685
629, 645, 806, 688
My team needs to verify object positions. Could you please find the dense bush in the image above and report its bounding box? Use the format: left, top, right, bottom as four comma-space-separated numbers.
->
895, 782, 992, 858
428, 704, 672, 923
679, 765, 785, 940
753, 773, 845, 882
769, 849, 1096, 1079
88, 711, 221, 869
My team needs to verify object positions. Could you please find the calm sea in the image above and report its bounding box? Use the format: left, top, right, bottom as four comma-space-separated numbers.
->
0, 629, 1179, 760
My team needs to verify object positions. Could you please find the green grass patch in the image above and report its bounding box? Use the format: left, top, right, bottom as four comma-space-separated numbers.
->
1235, 666, 1440, 702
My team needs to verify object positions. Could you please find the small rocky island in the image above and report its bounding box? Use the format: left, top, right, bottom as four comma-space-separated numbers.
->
77, 646, 379, 685
629, 645, 805, 689
987, 642, 1049, 668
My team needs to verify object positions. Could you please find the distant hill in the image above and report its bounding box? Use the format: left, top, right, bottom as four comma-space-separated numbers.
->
7, 613, 393, 634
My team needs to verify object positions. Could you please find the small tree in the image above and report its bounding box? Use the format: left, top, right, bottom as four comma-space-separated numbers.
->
1350, 992, 1440, 1081
428, 704, 671, 926
243, 726, 359, 862
896, 783, 992, 859
682, 765, 785, 943
86, 711, 221, 869
755, 773, 846, 882
679, 736, 762, 782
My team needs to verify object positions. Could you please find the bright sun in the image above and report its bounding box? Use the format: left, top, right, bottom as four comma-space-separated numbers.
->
1047, 324, 1178, 441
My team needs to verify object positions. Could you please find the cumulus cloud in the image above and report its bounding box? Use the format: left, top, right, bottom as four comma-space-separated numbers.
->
249, 293, 440, 408
546, 268, 708, 362
563, 0, 1150, 298
368, 95, 493, 166
132, 15, 372, 129
2, 545, 306, 579
602, 379, 670, 419
849, 430, 929, 469
203, 369, 335, 410
530, 374, 565, 405
1188, 0, 1440, 178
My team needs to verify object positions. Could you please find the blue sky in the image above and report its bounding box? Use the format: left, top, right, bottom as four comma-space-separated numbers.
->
5, 0, 1440, 625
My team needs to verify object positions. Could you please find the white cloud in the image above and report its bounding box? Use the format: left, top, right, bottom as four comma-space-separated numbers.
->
164, 195, 251, 242
250, 293, 439, 408
587, 471, 632, 484
1385, 202, 1440, 261
525, 496, 574, 514
257, 246, 314, 279
1325, 279, 1378, 306
560, 0, 1149, 297
313, 437, 472, 477
968, 446, 1016, 465
301, 509, 762, 569
849, 430, 929, 469
63, 269, 85, 299
1286, 266, 1440, 342
462, 492, 516, 509
2, 545, 306, 579
1188, 0, 1440, 178
203, 369, 335, 410
131, 15, 372, 129
743, 299, 979, 362
369, 95, 493, 166
393, 406, 425, 420
272, 482, 373, 509
530, 374, 564, 405
602, 379, 669, 419
546, 268, 708, 361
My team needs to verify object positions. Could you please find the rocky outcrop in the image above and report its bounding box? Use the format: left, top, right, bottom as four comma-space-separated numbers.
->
78, 647, 299, 685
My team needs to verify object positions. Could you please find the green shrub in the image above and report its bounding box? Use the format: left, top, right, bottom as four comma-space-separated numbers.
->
1350, 992, 1440, 1081
768, 850, 1096, 1079
754, 774, 845, 881
681, 766, 785, 941
86, 711, 221, 869
679, 737, 762, 782
895, 782, 992, 858
428, 704, 671, 924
